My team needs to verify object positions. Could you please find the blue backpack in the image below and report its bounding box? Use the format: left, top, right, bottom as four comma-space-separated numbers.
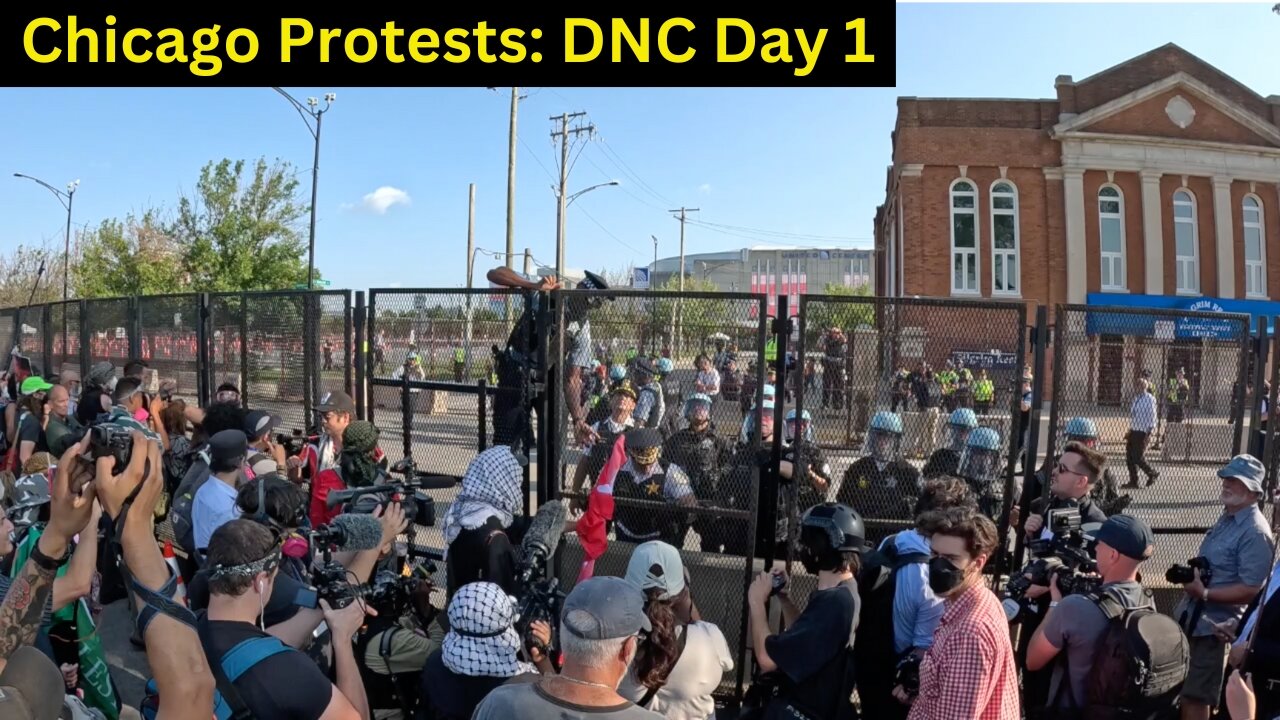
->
140, 633, 290, 720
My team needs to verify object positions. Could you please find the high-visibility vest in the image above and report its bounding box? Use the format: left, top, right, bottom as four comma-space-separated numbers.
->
974, 379, 994, 402
1167, 379, 1186, 403
454, 348, 465, 363
765, 338, 778, 362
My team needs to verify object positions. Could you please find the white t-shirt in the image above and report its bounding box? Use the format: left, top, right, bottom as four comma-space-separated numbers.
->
618, 621, 734, 720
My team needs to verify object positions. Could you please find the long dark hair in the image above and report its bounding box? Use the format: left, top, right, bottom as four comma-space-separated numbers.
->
634, 587, 685, 689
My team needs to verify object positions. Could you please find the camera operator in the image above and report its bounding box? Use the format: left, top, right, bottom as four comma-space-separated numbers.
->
107, 377, 165, 447
202, 518, 375, 719
307, 420, 388, 528
1174, 454, 1273, 720
442, 446, 528, 600
417, 581, 553, 720
745, 502, 864, 720
1025, 514, 1164, 717
244, 410, 287, 479
288, 389, 355, 490
1021, 442, 1109, 544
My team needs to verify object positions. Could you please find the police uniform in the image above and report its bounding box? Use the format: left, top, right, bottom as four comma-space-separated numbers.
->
837, 456, 921, 546
612, 430, 695, 546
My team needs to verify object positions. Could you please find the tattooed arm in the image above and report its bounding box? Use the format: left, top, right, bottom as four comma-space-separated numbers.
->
0, 536, 62, 667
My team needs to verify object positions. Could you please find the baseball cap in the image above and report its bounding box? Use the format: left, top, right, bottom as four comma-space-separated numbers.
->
1093, 514, 1155, 560
625, 428, 663, 451
0, 646, 64, 720
19, 376, 52, 395
243, 410, 282, 440
209, 429, 249, 466
561, 576, 651, 641
316, 390, 356, 414
624, 541, 685, 601
1219, 454, 1265, 494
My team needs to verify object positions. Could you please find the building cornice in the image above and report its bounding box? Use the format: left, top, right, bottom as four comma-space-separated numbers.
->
1059, 135, 1280, 183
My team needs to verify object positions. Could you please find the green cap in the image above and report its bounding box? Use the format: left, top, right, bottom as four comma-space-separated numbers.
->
19, 377, 52, 395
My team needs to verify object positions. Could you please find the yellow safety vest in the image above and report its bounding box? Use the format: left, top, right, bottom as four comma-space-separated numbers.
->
1167, 379, 1186, 403
765, 338, 778, 362
454, 348, 465, 363
974, 379, 994, 402
938, 370, 957, 395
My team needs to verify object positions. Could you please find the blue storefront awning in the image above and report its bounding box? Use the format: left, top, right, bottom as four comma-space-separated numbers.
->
1084, 293, 1278, 338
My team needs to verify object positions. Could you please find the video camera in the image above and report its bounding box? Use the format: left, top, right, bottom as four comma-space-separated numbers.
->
1166, 556, 1212, 586
275, 428, 309, 459
64, 422, 135, 473
1003, 507, 1102, 619
324, 458, 459, 527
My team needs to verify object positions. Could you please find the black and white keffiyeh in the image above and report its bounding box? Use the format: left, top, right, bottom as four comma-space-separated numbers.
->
442, 446, 523, 548
442, 581, 537, 678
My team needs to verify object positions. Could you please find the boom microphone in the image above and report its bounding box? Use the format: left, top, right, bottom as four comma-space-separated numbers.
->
311, 514, 385, 553
519, 500, 568, 585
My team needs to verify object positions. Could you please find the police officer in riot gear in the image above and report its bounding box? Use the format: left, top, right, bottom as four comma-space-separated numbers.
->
838, 411, 922, 547
923, 408, 978, 480
486, 266, 610, 449
783, 409, 835, 513
664, 393, 733, 551
958, 426, 1006, 518
612, 428, 699, 546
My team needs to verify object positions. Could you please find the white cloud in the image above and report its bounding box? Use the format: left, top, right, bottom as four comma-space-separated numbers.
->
698, 183, 713, 195
360, 186, 411, 214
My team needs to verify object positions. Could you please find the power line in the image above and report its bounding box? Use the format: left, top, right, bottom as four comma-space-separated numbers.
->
684, 218, 871, 243
570, 203, 644, 256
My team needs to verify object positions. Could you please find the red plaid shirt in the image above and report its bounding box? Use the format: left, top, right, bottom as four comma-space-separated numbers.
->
908, 583, 1020, 720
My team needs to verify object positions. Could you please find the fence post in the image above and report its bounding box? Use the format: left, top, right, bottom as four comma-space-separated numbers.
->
196, 294, 211, 408
761, 295, 789, 570
537, 290, 557, 507
343, 292, 354, 400
366, 291, 378, 426
41, 305, 52, 377
477, 379, 488, 452
128, 297, 142, 361
1234, 325, 1252, 455
353, 292, 366, 421
1250, 321, 1271, 460
1265, 317, 1280, 497
1005, 305, 1046, 581
400, 365, 413, 462
239, 292, 249, 409
77, 300, 90, 378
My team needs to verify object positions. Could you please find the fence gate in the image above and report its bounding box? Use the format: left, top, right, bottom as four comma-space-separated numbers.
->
551, 288, 769, 702
1043, 304, 1251, 614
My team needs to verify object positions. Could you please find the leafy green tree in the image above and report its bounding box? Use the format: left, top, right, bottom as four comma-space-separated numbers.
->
803, 283, 875, 348
73, 211, 187, 298
173, 157, 316, 292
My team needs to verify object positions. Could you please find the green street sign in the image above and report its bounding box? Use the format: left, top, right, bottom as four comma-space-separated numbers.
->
293, 279, 332, 289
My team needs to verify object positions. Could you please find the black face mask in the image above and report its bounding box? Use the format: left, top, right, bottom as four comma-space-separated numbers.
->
928, 556, 967, 596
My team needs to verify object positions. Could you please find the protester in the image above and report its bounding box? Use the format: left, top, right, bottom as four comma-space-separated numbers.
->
442, 446, 527, 599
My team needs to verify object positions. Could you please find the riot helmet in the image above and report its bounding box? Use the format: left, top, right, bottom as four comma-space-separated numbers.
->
864, 411, 904, 464
1064, 417, 1099, 449
684, 393, 713, 428
609, 364, 627, 382
797, 502, 867, 574
656, 358, 674, 377
784, 409, 815, 445
959, 426, 1003, 487
947, 408, 979, 452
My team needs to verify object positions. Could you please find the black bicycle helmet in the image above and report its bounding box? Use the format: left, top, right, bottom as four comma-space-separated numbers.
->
800, 502, 867, 553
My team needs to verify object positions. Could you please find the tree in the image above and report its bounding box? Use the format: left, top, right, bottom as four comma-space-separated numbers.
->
0, 244, 62, 309
804, 283, 875, 347
173, 157, 316, 292
602, 263, 636, 289
73, 210, 187, 298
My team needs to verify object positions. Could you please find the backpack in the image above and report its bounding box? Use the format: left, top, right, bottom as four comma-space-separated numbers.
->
140, 627, 290, 720
167, 449, 212, 561
853, 536, 929, 669
1075, 591, 1188, 719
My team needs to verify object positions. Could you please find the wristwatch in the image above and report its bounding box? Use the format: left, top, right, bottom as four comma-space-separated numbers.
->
31, 540, 71, 571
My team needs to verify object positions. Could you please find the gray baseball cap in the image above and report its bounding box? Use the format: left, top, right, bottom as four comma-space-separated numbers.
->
561, 576, 651, 640
624, 541, 685, 601
0, 646, 63, 720
1219, 454, 1265, 493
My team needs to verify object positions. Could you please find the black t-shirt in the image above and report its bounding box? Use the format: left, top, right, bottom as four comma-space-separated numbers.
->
445, 515, 529, 600
417, 649, 509, 720
187, 570, 306, 628
16, 411, 46, 453
764, 579, 860, 720
201, 619, 333, 719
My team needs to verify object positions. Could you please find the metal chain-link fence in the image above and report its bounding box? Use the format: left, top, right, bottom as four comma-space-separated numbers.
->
552, 288, 769, 700
137, 295, 201, 398
1043, 304, 1251, 614
794, 295, 1028, 553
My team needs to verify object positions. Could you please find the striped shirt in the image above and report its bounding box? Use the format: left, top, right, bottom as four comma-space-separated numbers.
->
1130, 392, 1157, 433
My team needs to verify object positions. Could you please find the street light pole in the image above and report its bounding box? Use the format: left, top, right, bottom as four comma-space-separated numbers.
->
550, 180, 619, 278
272, 87, 335, 290
14, 173, 78, 364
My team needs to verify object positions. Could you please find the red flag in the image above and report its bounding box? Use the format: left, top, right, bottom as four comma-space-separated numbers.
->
575, 433, 627, 582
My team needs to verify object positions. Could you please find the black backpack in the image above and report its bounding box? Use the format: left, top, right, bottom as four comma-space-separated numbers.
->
853, 536, 929, 665
1074, 590, 1188, 719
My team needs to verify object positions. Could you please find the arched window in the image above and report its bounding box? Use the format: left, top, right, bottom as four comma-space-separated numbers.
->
1244, 195, 1267, 298
990, 181, 1019, 295
1173, 189, 1199, 294
950, 180, 978, 294
1098, 185, 1126, 291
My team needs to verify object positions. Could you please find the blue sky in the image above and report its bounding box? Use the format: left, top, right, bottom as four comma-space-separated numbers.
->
1, 3, 1277, 291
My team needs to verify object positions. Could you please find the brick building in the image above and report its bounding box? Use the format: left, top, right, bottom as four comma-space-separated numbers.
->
874, 44, 1280, 409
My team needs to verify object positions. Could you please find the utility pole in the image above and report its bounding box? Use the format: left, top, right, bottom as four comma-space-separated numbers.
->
524, 247, 533, 277
551, 111, 594, 279
465, 184, 476, 380
651, 235, 658, 292
670, 207, 699, 358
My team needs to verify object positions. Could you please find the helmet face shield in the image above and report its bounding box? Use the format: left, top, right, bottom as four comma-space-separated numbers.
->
960, 447, 1001, 486
947, 424, 972, 452
685, 396, 712, 423
863, 428, 901, 464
